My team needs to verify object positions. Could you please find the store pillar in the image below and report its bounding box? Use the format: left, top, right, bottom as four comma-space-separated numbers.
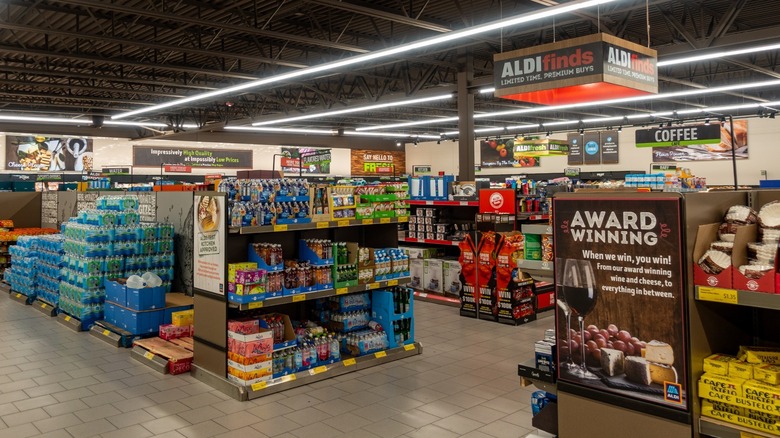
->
457, 52, 475, 181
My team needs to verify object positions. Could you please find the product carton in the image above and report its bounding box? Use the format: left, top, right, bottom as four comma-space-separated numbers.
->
409, 259, 425, 290
754, 364, 780, 385
227, 328, 273, 358
477, 232, 499, 320
423, 258, 443, 294
441, 259, 462, 296
399, 246, 441, 259
495, 232, 535, 325
171, 309, 194, 327
704, 353, 737, 376
732, 224, 776, 293
730, 361, 755, 380
693, 223, 733, 289
229, 262, 259, 283
459, 236, 478, 317
701, 403, 780, 435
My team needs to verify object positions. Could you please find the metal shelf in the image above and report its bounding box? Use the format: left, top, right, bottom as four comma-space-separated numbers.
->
521, 224, 553, 235
407, 200, 479, 206
518, 259, 554, 271
699, 416, 776, 438
229, 216, 408, 234
399, 237, 461, 246
517, 213, 550, 221
229, 277, 410, 311
695, 286, 780, 310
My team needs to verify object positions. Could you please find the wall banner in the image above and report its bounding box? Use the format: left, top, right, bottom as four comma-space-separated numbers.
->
6, 136, 94, 172
642, 121, 749, 162
281, 147, 332, 174
193, 194, 226, 296
350, 149, 406, 175
133, 145, 253, 169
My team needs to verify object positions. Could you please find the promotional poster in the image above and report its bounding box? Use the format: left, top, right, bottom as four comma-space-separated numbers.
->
480, 138, 541, 168
645, 120, 748, 162
6, 136, 94, 172
553, 196, 687, 411
133, 145, 253, 169
350, 149, 406, 175
281, 147, 332, 174
193, 194, 225, 296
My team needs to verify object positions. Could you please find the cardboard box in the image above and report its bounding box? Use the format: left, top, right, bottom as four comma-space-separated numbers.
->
228, 351, 271, 365
701, 404, 780, 435
459, 237, 478, 317
704, 354, 737, 376
104, 301, 164, 335
423, 259, 443, 294
227, 328, 273, 358
442, 259, 462, 296
400, 246, 440, 259
105, 279, 166, 311
227, 361, 272, 377
732, 224, 776, 293
159, 324, 193, 340
409, 259, 424, 290
693, 223, 733, 289
226, 373, 272, 387
229, 262, 259, 283
227, 318, 260, 335
171, 309, 194, 327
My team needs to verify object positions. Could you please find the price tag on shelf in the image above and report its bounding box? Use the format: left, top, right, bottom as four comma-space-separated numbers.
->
41, 303, 48, 309
64, 315, 71, 322
343, 358, 357, 367
362, 219, 374, 225
374, 351, 387, 359
144, 351, 155, 360
740, 432, 763, 438
387, 279, 398, 286
379, 217, 391, 224
425, 201, 433, 205
251, 381, 267, 391
368, 282, 380, 290
316, 221, 330, 229
698, 287, 738, 305
337, 220, 350, 227
292, 294, 307, 303
281, 374, 296, 383
310, 366, 328, 375
273, 224, 288, 232
248, 301, 264, 309
398, 216, 408, 223
15, 293, 21, 298
102, 329, 111, 337
404, 344, 416, 351
336, 287, 348, 295
459, 201, 469, 206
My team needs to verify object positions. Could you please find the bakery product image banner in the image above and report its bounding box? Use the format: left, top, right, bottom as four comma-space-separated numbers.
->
553, 196, 688, 411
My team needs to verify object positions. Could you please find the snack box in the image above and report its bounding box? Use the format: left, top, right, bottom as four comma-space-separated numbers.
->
227, 329, 273, 358
171, 309, 194, 327
229, 262, 258, 283
159, 324, 193, 340
235, 268, 265, 286
229, 283, 265, 296
227, 318, 261, 335
692, 223, 733, 289
704, 353, 736, 376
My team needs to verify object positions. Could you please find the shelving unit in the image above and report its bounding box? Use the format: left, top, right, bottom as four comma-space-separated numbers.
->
699, 417, 776, 438
695, 286, 780, 310
407, 200, 479, 206
399, 237, 461, 246
192, 191, 421, 400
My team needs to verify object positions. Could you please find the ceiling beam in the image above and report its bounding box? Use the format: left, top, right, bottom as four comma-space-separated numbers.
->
0, 66, 217, 91
302, 0, 452, 33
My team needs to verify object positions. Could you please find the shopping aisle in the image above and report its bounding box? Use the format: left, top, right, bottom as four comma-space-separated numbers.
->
0, 293, 552, 438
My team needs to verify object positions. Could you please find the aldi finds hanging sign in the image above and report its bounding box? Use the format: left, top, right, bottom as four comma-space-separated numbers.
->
493, 33, 657, 105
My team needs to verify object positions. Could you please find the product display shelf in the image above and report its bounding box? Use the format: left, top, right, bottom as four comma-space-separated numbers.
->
8, 290, 31, 305
517, 213, 550, 221
406, 200, 479, 206
518, 360, 558, 436
31, 298, 57, 317
55, 312, 88, 332
228, 277, 411, 311
694, 286, 780, 310
229, 216, 408, 234
399, 237, 461, 246
193, 342, 422, 401
699, 417, 776, 438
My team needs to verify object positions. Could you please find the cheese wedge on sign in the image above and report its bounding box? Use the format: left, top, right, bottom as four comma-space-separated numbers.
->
600, 348, 625, 377
644, 340, 674, 365
649, 362, 678, 384
625, 356, 652, 385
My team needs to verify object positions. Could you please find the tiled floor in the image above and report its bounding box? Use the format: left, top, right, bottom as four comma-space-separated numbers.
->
0, 294, 555, 437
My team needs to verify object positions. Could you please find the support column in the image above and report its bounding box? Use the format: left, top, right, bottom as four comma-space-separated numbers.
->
457, 52, 475, 181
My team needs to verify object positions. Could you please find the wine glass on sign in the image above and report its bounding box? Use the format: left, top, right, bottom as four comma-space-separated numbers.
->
560, 258, 600, 380
555, 258, 576, 371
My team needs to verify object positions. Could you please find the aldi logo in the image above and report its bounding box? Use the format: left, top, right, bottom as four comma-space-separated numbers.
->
664, 382, 683, 404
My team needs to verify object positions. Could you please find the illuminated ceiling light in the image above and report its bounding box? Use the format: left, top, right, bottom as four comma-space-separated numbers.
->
113, 0, 617, 120
479, 87, 497, 94
251, 94, 453, 126
0, 114, 170, 128
658, 41, 780, 67
356, 116, 459, 131
343, 131, 440, 139
104, 120, 168, 127
225, 126, 336, 135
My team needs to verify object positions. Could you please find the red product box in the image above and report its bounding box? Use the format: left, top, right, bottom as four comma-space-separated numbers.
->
227, 351, 272, 365
168, 358, 193, 375
159, 324, 194, 340
227, 329, 273, 358
227, 318, 261, 335
235, 269, 265, 286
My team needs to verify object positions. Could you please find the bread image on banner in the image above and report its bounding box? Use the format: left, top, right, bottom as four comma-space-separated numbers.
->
197, 196, 220, 232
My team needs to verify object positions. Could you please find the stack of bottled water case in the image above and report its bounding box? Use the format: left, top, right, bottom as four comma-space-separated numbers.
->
5, 236, 39, 298
33, 235, 65, 305
59, 195, 176, 327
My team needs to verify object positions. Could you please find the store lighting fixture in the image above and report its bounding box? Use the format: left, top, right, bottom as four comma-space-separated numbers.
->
251, 94, 453, 126
225, 126, 337, 135
704, 117, 710, 125
112, 0, 616, 120
657, 41, 780, 67
479, 87, 497, 94
0, 114, 173, 128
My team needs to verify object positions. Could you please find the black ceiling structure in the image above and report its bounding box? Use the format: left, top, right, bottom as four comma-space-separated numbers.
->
1, 0, 780, 142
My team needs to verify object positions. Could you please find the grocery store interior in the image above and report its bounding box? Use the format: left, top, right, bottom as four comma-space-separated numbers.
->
3, 1, 780, 437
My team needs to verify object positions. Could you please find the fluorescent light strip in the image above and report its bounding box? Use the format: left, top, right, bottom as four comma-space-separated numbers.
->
362, 79, 780, 131
0, 114, 170, 128
343, 131, 440, 139
113, 0, 616, 120
104, 120, 168, 127
479, 87, 497, 94
226, 126, 336, 135
252, 94, 453, 126
658, 41, 780, 67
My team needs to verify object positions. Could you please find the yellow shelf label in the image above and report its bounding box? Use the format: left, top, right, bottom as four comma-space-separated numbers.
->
374, 351, 387, 359
248, 301, 264, 309
64, 315, 71, 322
312, 366, 328, 375
362, 219, 374, 225
343, 358, 357, 366
399, 216, 408, 223
387, 279, 398, 286
379, 217, 391, 224
404, 344, 416, 351
316, 221, 330, 229
337, 219, 350, 227
15, 293, 21, 298
368, 282, 380, 290
41, 303, 48, 309
102, 329, 111, 336
699, 286, 738, 305
273, 224, 288, 232
251, 381, 267, 391
280, 374, 296, 383
144, 351, 155, 360
336, 287, 348, 295
292, 294, 307, 302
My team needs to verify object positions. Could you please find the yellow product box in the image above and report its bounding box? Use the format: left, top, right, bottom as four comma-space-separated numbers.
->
699, 380, 780, 416
702, 399, 745, 416
703, 353, 736, 376
700, 373, 746, 396
755, 364, 780, 385
171, 309, 194, 327
235, 284, 265, 296
701, 404, 780, 435
228, 262, 258, 283
729, 361, 755, 380
744, 380, 780, 406
746, 408, 780, 425
227, 351, 271, 365
227, 364, 272, 380
739, 346, 780, 364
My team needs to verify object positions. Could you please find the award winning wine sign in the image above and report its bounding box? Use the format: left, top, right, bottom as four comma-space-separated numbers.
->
553, 194, 688, 413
